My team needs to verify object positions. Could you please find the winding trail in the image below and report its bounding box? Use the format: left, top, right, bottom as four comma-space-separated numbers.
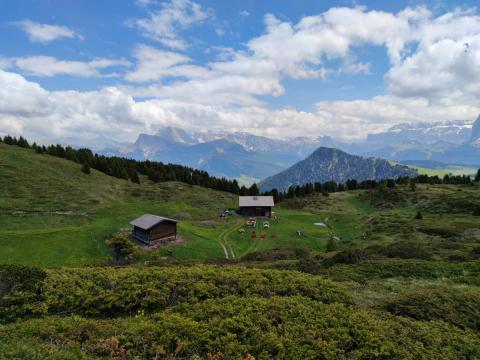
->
217, 220, 241, 259
220, 244, 229, 259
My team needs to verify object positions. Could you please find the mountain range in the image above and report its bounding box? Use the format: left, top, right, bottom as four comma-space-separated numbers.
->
101, 127, 326, 181
100, 115, 480, 182
258, 147, 417, 192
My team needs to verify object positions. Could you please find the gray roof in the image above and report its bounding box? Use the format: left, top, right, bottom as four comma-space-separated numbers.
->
239, 196, 274, 207
130, 214, 178, 230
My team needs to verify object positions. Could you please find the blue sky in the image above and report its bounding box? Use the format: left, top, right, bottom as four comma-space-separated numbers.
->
0, 0, 479, 146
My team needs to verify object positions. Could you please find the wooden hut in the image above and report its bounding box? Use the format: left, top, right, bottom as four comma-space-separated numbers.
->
130, 214, 178, 244
238, 196, 274, 218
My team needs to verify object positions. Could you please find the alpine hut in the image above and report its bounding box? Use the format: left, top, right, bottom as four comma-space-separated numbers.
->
130, 214, 178, 244
238, 196, 274, 218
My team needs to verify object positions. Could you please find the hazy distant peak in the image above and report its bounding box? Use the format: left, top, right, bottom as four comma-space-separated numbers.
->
155, 126, 197, 145
470, 114, 480, 143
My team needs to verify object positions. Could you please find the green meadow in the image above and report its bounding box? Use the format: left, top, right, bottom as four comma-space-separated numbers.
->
1, 142, 480, 358
2, 143, 480, 267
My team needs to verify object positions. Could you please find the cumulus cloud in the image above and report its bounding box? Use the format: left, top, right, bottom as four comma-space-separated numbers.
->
122, 6, 426, 105
14, 20, 83, 43
125, 44, 206, 82
9, 56, 131, 77
126, 0, 212, 49
150, 5, 478, 132
2, 5, 480, 145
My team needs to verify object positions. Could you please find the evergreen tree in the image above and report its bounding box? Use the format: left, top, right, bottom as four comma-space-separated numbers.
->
409, 180, 417, 191
105, 232, 138, 265
81, 162, 91, 174
131, 171, 140, 184
248, 183, 260, 196
17, 136, 29, 148
475, 169, 480, 182
386, 179, 396, 188
346, 179, 357, 190
326, 236, 336, 252
473, 205, 480, 216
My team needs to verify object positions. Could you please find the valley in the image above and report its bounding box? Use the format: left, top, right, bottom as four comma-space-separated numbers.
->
2, 1, 480, 358
1, 141, 480, 358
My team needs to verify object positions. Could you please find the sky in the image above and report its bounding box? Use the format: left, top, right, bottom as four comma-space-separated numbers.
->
0, 0, 479, 147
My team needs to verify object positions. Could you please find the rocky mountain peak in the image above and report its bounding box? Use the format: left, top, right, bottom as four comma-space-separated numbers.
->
470, 114, 480, 143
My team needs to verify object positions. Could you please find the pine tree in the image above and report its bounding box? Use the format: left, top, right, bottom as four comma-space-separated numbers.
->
473, 205, 480, 216
409, 180, 416, 191
326, 236, 336, 252
81, 162, 91, 174
131, 171, 140, 184
475, 169, 480, 182
105, 232, 138, 265
248, 183, 260, 196
386, 179, 396, 188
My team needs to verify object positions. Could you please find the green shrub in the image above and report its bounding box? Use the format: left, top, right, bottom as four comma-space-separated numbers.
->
0, 265, 351, 322
367, 242, 433, 260
325, 259, 480, 283
382, 285, 480, 330
322, 249, 371, 267
1, 297, 479, 359
0, 265, 47, 323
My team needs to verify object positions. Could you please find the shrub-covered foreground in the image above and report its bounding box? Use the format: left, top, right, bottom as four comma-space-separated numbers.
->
324, 259, 480, 284
382, 285, 480, 331
1, 296, 480, 359
0, 265, 351, 322
2, 264, 480, 359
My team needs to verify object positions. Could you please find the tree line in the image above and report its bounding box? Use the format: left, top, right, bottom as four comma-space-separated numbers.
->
2, 135, 479, 203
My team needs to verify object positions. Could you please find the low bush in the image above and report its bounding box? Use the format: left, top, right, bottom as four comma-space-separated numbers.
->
0, 265, 46, 323
1, 296, 479, 359
0, 265, 351, 322
322, 249, 371, 267
367, 242, 433, 260
361, 187, 409, 209
325, 259, 480, 283
241, 248, 308, 261
382, 285, 480, 330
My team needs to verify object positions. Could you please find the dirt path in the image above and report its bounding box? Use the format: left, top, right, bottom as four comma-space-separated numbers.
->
220, 244, 230, 259
217, 220, 241, 259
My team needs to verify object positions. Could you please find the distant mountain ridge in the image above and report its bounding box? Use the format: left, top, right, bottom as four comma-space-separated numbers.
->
101, 127, 326, 180
259, 147, 418, 192
100, 115, 480, 181
470, 115, 480, 143
365, 119, 473, 147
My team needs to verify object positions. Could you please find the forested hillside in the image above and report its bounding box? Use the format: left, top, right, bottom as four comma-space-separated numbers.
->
260, 147, 417, 191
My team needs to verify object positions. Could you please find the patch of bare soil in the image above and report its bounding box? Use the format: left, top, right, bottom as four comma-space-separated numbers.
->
136, 236, 186, 251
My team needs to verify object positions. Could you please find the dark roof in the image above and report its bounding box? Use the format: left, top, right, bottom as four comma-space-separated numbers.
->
130, 214, 178, 230
239, 196, 274, 207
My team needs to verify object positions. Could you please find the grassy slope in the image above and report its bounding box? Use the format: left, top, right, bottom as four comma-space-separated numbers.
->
0, 143, 239, 266
276, 183, 480, 255
0, 144, 330, 267
1, 144, 480, 358
1, 143, 479, 268
409, 164, 478, 177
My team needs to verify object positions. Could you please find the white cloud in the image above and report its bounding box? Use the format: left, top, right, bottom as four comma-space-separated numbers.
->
240, 10, 250, 17
125, 44, 206, 82
14, 20, 83, 43
315, 95, 479, 139
0, 57, 12, 70
10, 56, 131, 78
2, 5, 480, 146
127, 0, 212, 50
